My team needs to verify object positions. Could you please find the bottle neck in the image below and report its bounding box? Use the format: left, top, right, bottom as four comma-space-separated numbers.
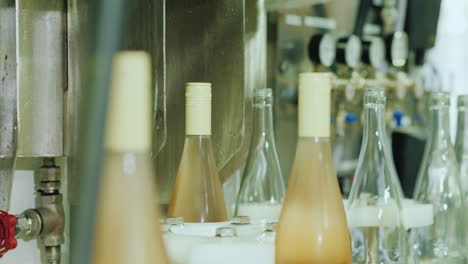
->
251, 98, 275, 140
428, 105, 451, 146
362, 104, 387, 146
456, 109, 468, 151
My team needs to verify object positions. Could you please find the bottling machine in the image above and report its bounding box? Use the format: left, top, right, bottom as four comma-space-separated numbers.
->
0, 0, 442, 263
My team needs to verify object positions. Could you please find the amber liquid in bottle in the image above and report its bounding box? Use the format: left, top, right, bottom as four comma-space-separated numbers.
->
93, 154, 170, 264
168, 83, 228, 223
275, 73, 352, 264
168, 135, 227, 222
92, 51, 169, 264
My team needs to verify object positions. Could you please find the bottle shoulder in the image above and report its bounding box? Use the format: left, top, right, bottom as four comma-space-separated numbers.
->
179, 136, 218, 167
414, 167, 464, 200
243, 142, 282, 174
169, 136, 228, 223
237, 141, 285, 207
417, 145, 460, 186
349, 151, 405, 209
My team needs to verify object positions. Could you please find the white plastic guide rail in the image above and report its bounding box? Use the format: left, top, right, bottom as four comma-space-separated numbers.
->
163, 199, 433, 264
235, 204, 282, 224
163, 220, 273, 264
345, 199, 434, 229
168, 221, 265, 237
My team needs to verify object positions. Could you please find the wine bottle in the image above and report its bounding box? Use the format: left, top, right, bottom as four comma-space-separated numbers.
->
235, 88, 285, 223
92, 51, 170, 264
455, 94, 468, 258
410, 92, 466, 263
275, 73, 352, 264
347, 87, 407, 264
455, 95, 468, 204
168, 83, 228, 223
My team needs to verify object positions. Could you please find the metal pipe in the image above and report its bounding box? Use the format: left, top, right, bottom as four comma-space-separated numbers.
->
15, 158, 64, 264
44, 246, 61, 264
16, 0, 65, 157
35, 158, 64, 264
0, 0, 18, 211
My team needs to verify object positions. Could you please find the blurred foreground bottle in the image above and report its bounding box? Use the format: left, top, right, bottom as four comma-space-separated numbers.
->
411, 92, 466, 263
168, 83, 228, 222
235, 88, 285, 223
347, 87, 407, 263
92, 51, 170, 264
275, 73, 351, 264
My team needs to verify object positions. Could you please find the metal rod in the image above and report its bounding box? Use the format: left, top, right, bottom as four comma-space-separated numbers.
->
70, 0, 128, 263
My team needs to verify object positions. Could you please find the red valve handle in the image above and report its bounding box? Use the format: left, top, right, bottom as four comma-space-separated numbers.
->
0, 210, 17, 258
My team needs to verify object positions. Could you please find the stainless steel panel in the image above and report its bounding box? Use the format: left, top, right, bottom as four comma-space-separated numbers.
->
121, 0, 166, 159
0, 0, 17, 211
16, 0, 65, 157
120, 0, 169, 203
66, 0, 90, 205
221, 0, 268, 211
221, 0, 267, 176
152, 0, 247, 204
67, 0, 257, 207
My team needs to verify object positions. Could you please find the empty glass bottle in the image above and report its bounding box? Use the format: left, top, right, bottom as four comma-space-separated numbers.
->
455, 95, 468, 258
410, 92, 466, 263
347, 87, 407, 264
235, 88, 285, 223
455, 95, 468, 204
275, 73, 351, 264
168, 83, 228, 223
333, 90, 363, 198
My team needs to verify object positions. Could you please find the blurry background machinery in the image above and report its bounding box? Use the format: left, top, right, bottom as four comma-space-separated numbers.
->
267, 0, 442, 196
0, 0, 443, 263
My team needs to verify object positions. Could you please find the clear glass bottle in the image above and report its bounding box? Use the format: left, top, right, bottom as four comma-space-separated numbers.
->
92, 51, 169, 264
455, 95, 468, 258
275, 73, 351, 264
410, 92, 466, 263
168, 83, 228, 223
333, 88, 363, 198
455, 95, 468, 203
235, 88, 285, 223
347, 87, 407, 264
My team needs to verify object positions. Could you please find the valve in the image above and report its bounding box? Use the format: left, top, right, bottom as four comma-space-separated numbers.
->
0, 210, 17, 258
